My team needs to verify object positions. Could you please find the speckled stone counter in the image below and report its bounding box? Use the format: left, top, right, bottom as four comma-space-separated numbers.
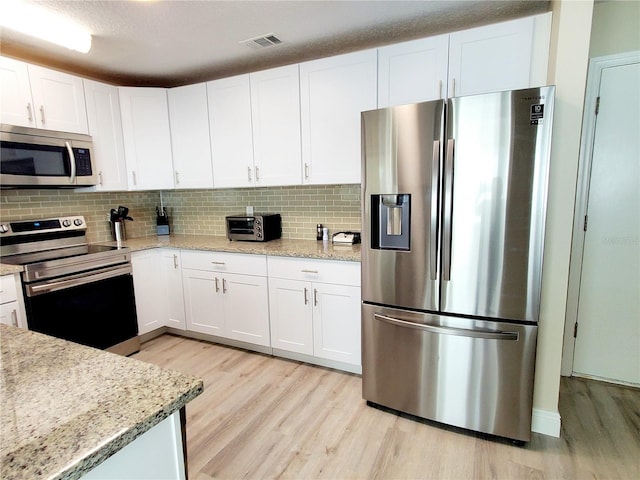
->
103, 234, 361, 262
0, 325, 203, 480
0, 264, 23, 276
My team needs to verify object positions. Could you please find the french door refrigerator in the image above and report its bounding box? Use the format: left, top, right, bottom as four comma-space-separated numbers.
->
361, 86, 555, 443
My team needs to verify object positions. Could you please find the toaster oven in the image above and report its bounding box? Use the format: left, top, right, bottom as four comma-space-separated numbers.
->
226, 214, 281, 242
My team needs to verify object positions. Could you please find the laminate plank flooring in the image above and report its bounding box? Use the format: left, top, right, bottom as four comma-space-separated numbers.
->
132, 335, 640, 480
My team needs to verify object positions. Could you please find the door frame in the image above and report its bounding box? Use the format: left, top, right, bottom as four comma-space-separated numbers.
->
561, 50, 640, 376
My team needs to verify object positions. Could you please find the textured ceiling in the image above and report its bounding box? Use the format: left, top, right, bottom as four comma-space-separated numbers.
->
0, 0, 550, 87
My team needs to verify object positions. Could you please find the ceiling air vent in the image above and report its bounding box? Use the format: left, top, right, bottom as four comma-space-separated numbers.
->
240, 33, 282, 50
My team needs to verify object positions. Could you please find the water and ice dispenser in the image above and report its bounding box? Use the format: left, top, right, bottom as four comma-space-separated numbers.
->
370, 194, 410, 250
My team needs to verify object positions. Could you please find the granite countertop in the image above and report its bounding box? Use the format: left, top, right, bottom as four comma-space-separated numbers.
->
0, 263, 23, 276
104, 234, 362, 262
0, 325, 203, 480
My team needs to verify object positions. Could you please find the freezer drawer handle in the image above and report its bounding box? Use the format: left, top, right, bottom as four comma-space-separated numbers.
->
373, 314, 518, 340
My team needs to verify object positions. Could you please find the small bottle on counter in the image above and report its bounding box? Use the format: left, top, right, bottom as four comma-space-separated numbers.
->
316, 224, 323, 241
322, 227, 329, 242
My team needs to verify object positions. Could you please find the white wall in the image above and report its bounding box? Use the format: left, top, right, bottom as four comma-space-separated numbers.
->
531, 0, 594, 437
589, 0, 640, 58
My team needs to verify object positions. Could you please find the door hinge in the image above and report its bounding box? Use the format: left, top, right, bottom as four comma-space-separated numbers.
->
583, 215, 588, 232
574, 322, 579, 338
595, 96, 600, 115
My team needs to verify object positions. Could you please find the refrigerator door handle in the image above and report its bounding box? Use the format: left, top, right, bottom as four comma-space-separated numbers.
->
442, 138, 455, 281
374, 313, 519, 340
430, 140, 440, 281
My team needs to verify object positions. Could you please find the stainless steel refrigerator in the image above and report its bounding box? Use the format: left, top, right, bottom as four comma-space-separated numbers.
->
361, 86, 555, 443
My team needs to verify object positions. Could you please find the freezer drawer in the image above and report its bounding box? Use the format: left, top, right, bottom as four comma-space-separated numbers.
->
361, 303, 537, 442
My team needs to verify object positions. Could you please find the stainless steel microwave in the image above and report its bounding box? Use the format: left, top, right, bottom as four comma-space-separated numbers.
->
226, 214, 282, 242
0, 124, 97, 188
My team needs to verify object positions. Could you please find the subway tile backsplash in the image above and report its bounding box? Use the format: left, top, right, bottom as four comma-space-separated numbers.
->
0, 185, 361, 243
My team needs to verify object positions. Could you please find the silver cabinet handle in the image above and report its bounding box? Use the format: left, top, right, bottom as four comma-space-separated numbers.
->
373, 314, 518, 340
214, 277, 219, 293
452, 78, 456, 97
255, 166, 260, 181
301, 269, 318, 274
442, 138, 455, 282
65, 141, 76, 183
39, 105, 45, 124
10, 309, 18, 327
211, 261, 226, 266
247, 166, 252, 181
26, 103, 33, 122
131, 171, 137, 186
304, 163, 310, 179
173, 254, 178, 269
222, 278, 227, 294
313, 288, 318, 306
430, 140, 440, 281
98, 171, 103, 186
304, 287, 309, 305
438, 80, 443, 100
175, 171, 180, 184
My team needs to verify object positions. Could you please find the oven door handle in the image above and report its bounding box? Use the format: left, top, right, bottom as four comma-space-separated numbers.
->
26, 264, 132, 297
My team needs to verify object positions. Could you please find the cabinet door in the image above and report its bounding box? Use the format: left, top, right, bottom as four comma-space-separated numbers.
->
250, 65, 302, 186
182, 268, 224, 335
131, 250, 164, 335
300, 50, 377, 185
268, 278, 313, 355
377, 35, 449, 107
119, 87, 174, 190
312, 283, 361, 366
168, 83, 214, 188
223, 273, 270, 347
0, 302, 20, 327
83, 79, 128, 191
161, 250, 186, 330
0, 56, 35, 127
207, 74, 254, 188
27, 64, 89, 133
448, 16, 536, 97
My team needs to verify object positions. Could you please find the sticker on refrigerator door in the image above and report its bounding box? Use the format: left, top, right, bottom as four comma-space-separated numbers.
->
530, 104, 544, 125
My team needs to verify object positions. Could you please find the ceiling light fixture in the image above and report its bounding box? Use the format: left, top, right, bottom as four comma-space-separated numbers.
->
0, 0, 92, 53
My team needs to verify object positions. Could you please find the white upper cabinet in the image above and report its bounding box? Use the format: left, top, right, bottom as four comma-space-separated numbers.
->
0, 56, 88, 134
250, 65, 302, 187
207, 74, 254, 188
83, 79, 128, 191
448, 13, 551, 97
118, 87, 174, 190
300, 49, 377, 185
168, 83, 214, 189
0, 57, 34, 128
377, 34, 449, 107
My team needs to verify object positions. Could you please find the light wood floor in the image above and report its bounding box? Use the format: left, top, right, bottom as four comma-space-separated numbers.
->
133, 334, 640, 480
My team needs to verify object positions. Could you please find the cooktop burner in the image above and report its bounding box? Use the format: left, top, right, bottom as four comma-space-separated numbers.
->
0, 244, 124, 266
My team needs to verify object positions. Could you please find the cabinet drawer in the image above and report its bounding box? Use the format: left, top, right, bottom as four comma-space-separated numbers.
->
267, 256, 361, 286
0, 275, 18, 304
180, 250, 267, 276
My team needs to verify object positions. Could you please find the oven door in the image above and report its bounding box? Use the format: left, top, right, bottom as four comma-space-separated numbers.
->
23, 264, 139, 354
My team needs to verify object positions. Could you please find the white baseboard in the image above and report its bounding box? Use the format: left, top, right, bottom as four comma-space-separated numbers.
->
531, 408, 561, 437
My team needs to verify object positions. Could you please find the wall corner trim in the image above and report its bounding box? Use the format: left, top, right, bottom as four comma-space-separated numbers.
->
532, 408, 561, 437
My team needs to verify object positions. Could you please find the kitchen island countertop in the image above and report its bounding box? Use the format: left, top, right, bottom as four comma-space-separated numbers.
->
104, 234, 362, 262
0, 325, 203, 480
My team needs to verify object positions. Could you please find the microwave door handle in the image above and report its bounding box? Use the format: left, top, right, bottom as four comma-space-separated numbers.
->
66, 141, 76, 184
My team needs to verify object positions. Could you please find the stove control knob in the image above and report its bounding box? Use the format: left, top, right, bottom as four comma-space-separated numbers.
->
0, 224, 8, 234
73, 218, 83, 226
62, 219, 72, 227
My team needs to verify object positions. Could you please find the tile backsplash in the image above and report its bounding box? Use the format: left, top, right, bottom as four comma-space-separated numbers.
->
0, 185, 361, 243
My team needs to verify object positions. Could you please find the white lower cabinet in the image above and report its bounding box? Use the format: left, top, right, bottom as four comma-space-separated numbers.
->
131, 250, 164, 335
161, 249, 186, 330
180, 250, 270, 347
0, 274, 25, 328
268, 256, 361, 371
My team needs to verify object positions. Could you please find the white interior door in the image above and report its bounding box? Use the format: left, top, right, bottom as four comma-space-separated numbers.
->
572, 60, 640, 385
